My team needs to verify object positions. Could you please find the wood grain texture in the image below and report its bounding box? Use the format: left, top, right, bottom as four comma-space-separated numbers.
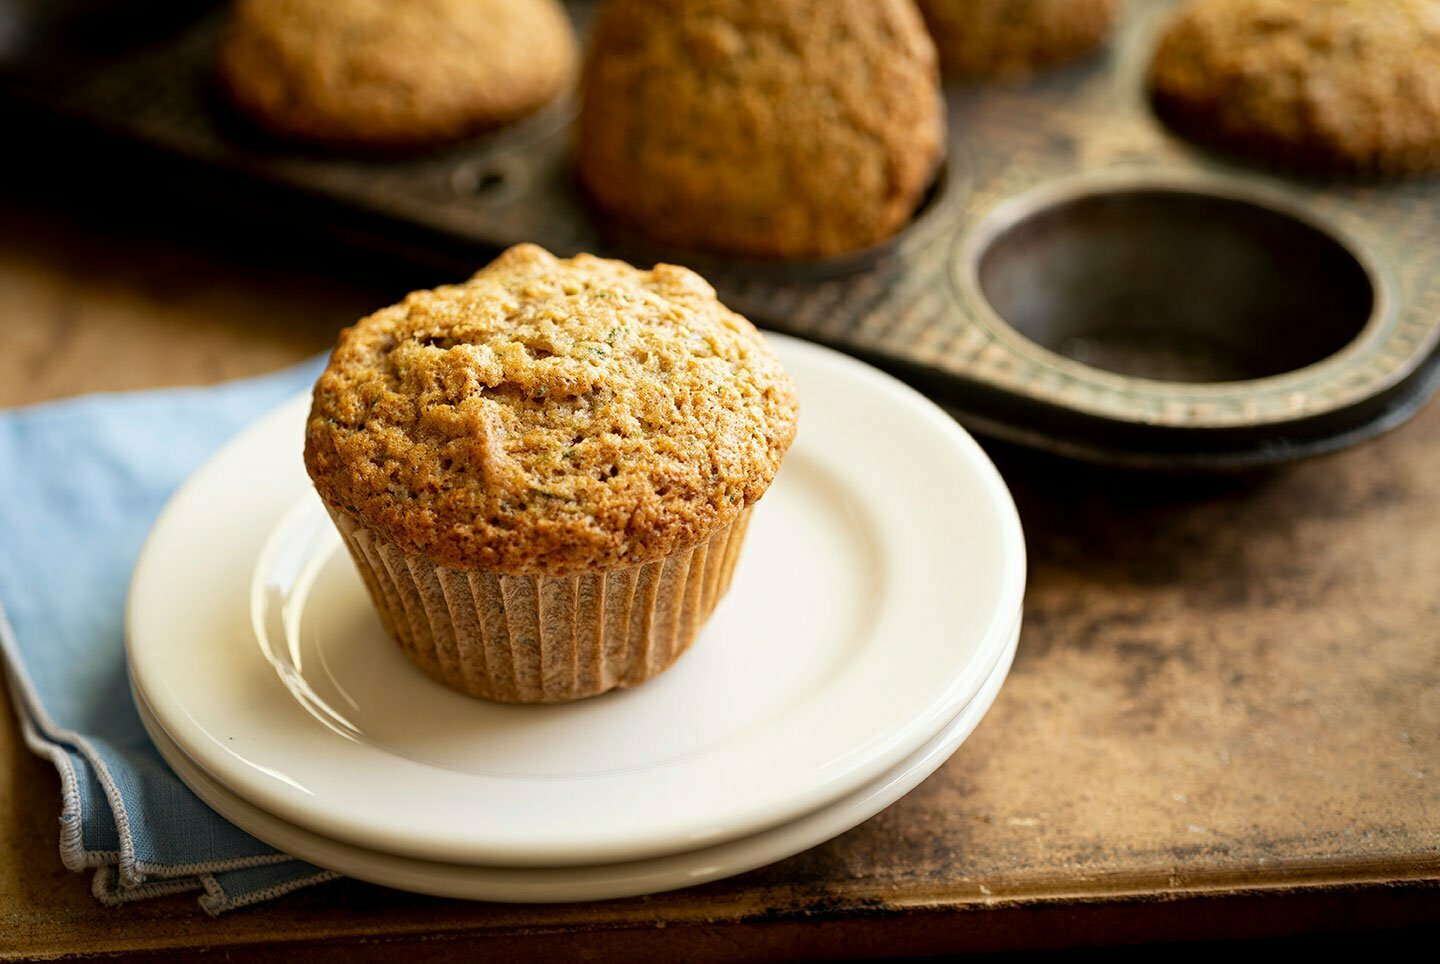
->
1, 200, 1438, 961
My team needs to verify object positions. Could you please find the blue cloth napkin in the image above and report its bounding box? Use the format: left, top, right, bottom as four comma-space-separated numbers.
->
0, 359, 342, 914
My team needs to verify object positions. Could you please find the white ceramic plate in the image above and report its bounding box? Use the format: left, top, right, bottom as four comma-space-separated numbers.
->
134, 619, 1018, 902
127, 335, 1026, 867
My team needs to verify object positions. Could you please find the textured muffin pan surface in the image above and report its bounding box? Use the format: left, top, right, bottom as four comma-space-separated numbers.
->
7, 0, 1440, 468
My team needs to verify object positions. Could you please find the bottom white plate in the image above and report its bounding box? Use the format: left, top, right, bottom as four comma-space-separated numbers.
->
135, 618, 1018, 903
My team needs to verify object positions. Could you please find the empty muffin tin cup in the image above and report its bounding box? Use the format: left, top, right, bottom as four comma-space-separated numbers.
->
966, 180, 1379, 385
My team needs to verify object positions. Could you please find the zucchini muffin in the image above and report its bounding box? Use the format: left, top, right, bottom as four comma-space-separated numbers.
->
577, 0, 945, 260
915, 0, 1119, 79
304, 244, 799, 703
1149, 0, 1440, 175
218, 0, 577, 149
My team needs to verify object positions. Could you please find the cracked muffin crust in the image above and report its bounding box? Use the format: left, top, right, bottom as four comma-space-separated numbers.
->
915, 0, 1118, 79
304, 244, 800, 576
1149, 0, 1440, 175
577, 0, 945, 259
218, 0, 577, 149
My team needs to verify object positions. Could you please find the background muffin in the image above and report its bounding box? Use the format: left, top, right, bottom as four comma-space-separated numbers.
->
305, 244, 799, 702
1149, 0, 1440, 175
219, 0, 577, 149
577, 0, 945, 260
915, 0, 1119, 79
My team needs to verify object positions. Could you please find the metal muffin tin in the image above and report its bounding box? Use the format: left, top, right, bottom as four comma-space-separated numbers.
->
7, 0, 1440, 468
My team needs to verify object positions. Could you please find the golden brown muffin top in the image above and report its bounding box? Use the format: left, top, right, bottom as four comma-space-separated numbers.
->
218, 0, 577, 148
305, 245, 800, 575
916, 0, 1117, 79
1149, 0, 1440, 174
577, 0, 944, 259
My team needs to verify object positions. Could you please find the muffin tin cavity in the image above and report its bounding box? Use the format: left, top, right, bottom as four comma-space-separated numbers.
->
972, 186, 1376, 384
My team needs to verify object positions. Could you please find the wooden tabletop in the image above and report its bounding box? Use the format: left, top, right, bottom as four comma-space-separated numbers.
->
2, 190, 1438, 961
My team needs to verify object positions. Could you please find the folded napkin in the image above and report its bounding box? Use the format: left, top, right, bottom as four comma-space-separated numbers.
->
0, 359, 341, 914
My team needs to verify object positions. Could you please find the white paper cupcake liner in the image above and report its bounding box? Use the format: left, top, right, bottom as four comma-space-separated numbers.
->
327, 507, 752, 703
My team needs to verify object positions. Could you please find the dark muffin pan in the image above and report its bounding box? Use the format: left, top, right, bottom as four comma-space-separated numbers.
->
5, 0, 1440, 469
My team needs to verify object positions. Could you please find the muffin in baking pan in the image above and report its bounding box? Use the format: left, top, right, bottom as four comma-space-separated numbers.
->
1149, 0, 1440, 175
578, 0, 945, 260
218, 0, 577, 149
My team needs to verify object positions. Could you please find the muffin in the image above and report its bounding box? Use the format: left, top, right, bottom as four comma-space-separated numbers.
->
577, 0, 945, 260
218, 0, 578, 149
915, 0, 1119, 79
1148, 0, 1440, 175
304, 244, 800, 703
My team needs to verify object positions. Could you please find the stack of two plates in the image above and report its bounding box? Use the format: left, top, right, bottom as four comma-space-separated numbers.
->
127, 337, 1027, 902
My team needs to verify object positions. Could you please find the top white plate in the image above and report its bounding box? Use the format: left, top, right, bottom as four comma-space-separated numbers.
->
127, 335, 1025, 868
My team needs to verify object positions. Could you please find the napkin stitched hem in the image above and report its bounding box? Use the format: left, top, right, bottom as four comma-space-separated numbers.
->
92, 866, 203, 905
199, 869, 342, 915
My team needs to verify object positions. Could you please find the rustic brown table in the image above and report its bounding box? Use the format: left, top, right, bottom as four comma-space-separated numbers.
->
1, 192, 1437, 961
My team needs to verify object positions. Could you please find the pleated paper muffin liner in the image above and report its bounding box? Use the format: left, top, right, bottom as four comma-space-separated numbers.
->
326, 507, 752, 703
